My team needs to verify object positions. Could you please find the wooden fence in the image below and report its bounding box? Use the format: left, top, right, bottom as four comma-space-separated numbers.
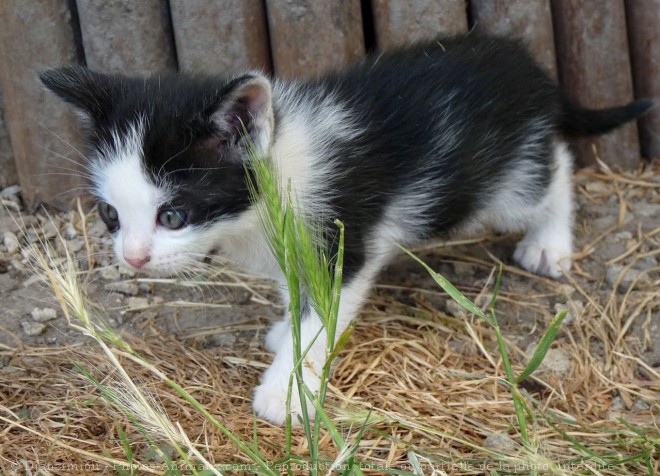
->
0, 0, 657, 210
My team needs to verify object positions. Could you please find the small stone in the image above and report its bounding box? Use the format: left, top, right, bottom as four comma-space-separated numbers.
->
66, 237, 85, 253
0, 274, 16, 293
31, 307, 57, 322
584, 181, 609, 194
610, 395, 625, 411
475, 293, 492, 310
614, 231, 633, 241
526, 345, 571, 376
606, 264, 649, 292
138, 282, 152, 293
553, 301, 583, 326
3, 231, 19, 254
126, 297, 149, 309
445, 300, 466, 318
636, 256, 658, 270
631, 398, 651, 412
99, 266, 121, 281
64, 222, 78, 239
104, 282, 139, 296
540, 348, 571, 375
89, 219, 109, 238
484, 433, 517, 451
0, 215, 21, 234
557, 284, 576, 297
0, 185, 21, 198
21, 321, 46, 336
41, 220, 59, 239
118, 266, 136, 278
26, 229, 40, 243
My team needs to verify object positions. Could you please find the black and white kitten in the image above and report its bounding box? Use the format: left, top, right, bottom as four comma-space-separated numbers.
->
41, 33, 652, 425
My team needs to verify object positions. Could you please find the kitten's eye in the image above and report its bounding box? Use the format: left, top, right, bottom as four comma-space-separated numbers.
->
98, 201, 120, 232
157, 209, 189, 230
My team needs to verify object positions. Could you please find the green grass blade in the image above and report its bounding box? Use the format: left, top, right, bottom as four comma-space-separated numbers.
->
398, 246, 493, 324
516, 310, 568, 384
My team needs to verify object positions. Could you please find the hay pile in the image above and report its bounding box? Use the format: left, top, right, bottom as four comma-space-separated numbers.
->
1, 163, 658, 475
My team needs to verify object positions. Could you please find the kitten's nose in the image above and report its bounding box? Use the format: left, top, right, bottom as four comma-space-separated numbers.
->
125, 255, 151, 269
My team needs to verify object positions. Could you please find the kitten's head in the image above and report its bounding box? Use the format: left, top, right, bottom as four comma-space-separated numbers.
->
40, 66, 274, 274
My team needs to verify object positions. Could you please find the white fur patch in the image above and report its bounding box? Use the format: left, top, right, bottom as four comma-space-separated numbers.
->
513, 141, 574, 277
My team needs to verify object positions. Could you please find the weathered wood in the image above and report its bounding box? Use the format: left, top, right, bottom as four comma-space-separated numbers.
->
0, 0, 84, 209
470, 0, 556, 77
76, 0, 176, 73
625, 0, 660, 159
266, 1, 364, 78
170, 0, 271, 75
552, 0, 640, 168
371, 0, 468, 49
0, 90, 18, 189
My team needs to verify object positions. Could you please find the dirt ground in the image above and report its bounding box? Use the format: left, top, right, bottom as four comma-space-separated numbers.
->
1, 166, 658, 366
0, 164, 659, 474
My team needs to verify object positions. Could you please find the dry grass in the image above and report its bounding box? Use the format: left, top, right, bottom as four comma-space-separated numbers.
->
1, 163, 659, 475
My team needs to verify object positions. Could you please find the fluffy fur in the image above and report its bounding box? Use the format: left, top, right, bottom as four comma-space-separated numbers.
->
41, 33, 653, 425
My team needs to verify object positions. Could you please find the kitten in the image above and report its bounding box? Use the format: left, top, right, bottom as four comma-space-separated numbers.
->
41, 33, 653, 425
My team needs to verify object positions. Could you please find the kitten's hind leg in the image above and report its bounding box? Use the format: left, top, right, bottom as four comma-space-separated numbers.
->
514, 142, 574, 278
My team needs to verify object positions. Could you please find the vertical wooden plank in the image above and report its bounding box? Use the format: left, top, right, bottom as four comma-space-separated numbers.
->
0, 90, 18, 189
170, 0, 271, 75
76, 0, 176, 73
552, 0, 640, 169
625, 0, 660, 159
470, 0, 556, 77
266, 1, 364, 78
371, 0, 468, 49
0, 0, 84, 209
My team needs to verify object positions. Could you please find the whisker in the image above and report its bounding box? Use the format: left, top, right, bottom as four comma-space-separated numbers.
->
157, 139, 193, 180
38, 123, 87, 160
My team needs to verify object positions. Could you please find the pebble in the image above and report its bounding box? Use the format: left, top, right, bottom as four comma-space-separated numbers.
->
631, 398, 651, 412
99, 266, 121, 281
31, 307, 58, 322
445, 299, 466, 318
553, 300, 583, 326
88, 219, 108, 237
104, 282, 139, 296
484, 433, 517, 451
66, 238, 85, 253
525, 344, 571, 376
606, 264, 649, 293
0, 185, 21, 198
556, 284, 576, 297
41, 221, 59, 239
614, 231, 633, 241
64, 222, 78, 239
475, 293, 493, 310
540, 348, 571, 375
21, 321, 47, 336
3, 231, 20, 254
0, 215, 21, 234
126, 297, 149, 309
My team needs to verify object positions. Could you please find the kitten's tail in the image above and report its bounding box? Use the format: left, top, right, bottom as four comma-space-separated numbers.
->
560, 97, 656, 137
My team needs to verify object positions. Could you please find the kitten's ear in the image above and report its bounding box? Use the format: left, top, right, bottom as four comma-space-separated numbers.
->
210, 74, 274, 153
39, 66, 115, 124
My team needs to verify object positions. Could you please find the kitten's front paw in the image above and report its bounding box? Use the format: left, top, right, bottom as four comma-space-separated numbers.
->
253, 363, 320, 426
264, 319, 289, 353
253, 381, 308, 426
513, 241, 571, 278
